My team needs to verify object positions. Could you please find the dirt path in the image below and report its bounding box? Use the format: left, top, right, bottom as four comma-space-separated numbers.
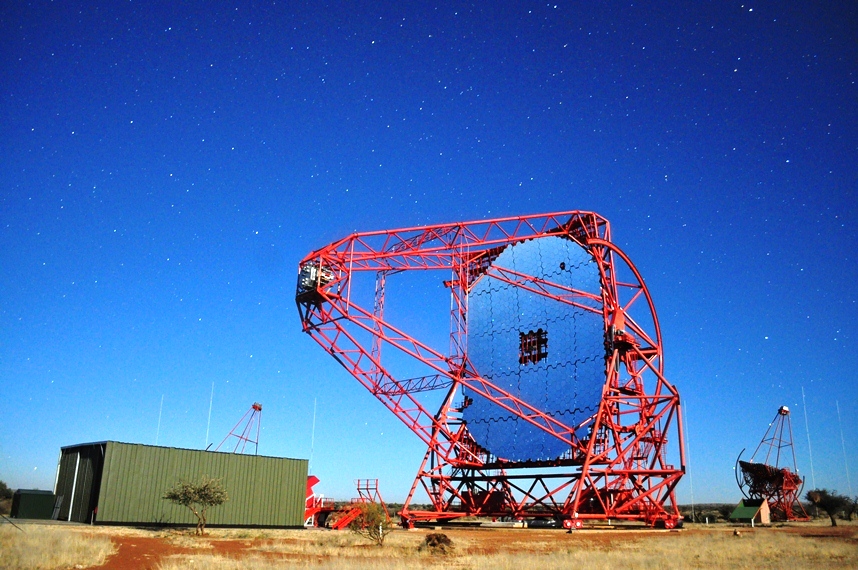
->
88, 526, 666, 569
94, 536, 193, 570
92, 533, 297, 569
85, 523, 858, 569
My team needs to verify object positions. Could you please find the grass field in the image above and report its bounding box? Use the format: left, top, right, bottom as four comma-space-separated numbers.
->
1, 520, 855, 570
0, 524, 116, 569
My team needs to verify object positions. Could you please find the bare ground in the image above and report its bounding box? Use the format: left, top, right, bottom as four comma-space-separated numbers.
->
32, 520, 858, 570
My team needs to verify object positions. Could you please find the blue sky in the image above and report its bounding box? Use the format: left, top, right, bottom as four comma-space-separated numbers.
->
1, 1, 855, 504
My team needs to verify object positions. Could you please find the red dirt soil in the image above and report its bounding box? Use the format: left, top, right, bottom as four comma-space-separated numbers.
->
89, 524, 858, 570
93, 536, 190, 570
93, 534, 277, 570
88, 527, 669, 569
79, 526, 601, 569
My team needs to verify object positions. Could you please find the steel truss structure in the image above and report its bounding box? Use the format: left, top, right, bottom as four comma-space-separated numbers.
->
354, 479, 390, 519
215, 402, 262, 455
296, 211, 685, 528
736, 406, 809, 521
304, 475, 336, 527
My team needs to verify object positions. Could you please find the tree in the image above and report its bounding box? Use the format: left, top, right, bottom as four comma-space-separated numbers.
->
844, 497, 858, 522
805, 489, 849, 527
717, 504, 735, 521
0, 480, 13, 516
348, 502, 394, 546
163, 475, 228, 535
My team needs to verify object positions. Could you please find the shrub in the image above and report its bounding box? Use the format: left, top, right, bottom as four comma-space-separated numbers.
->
0, 480, 12, 501
419, 532, 454, 555
716, 504, 735, 521
348, 502, 394, 546
163, 476, 228, 535
0, 481, 13, 516
805, 489, 849, 527
843, 496, 857, 521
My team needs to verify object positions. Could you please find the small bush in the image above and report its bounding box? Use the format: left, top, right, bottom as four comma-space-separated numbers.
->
348, 502, 394, 546
419, 532, 454, 555
0, 480, 13, 501
0, 480, 12, 515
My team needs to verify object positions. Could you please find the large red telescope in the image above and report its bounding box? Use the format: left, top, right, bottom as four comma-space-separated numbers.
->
297, 212, 685, 528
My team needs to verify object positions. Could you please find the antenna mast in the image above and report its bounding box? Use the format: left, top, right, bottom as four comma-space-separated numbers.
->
215, 402, 263, 454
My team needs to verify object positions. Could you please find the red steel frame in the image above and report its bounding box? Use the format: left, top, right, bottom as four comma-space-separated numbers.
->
736, 406, 810, 521
304, 475, 336, 527
354, 479, 390, 519
215, 402, 262, 455
296, 211, 685, 528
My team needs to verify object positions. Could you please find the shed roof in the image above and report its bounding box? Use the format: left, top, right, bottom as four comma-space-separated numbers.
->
61, 440, 300, 461
730, 499, 766, 520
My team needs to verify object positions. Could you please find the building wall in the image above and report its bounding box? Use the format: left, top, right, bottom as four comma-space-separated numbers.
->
758, 501, 771, 525
55, 443, 106, 523
11, 490, 57, 520
57, 441, 307, 527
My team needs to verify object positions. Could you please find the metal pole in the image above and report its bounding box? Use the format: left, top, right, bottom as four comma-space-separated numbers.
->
156, 394, 164, 446
801, 387, 816, 489
684, 399, 695, 522
205, 382, 214, 448
255, 404, 262, 455
309, 398, 317, 473
836, 400, 853, 495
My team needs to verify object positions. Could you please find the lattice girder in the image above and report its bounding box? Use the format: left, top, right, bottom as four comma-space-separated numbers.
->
297, 211, 685, 527
736, 406, 810, 521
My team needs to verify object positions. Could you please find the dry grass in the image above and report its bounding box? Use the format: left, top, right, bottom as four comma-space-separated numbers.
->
152, 526, 858, 570
0, 524, 116, 570
157, 556, 416, 570
157, 529, 464, 569
3, 522, 855, 570
457, 532, 858, 570
251, 529, 434, 556
159, 531, 216, 549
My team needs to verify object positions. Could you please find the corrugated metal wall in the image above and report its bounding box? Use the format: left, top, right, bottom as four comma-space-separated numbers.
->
94, 442, 307, 527
55, 443, 106, 523
55, 448, 77, 519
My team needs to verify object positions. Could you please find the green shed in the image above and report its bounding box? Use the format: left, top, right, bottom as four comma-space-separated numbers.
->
10, 490, 58, 519
54, 441, 307, 527
729, 498, 771, 525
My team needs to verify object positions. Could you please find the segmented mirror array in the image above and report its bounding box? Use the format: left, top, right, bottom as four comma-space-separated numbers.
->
464, 236, 605, 461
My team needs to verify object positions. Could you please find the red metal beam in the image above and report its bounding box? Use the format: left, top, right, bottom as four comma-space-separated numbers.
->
297, 211, 684, 527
